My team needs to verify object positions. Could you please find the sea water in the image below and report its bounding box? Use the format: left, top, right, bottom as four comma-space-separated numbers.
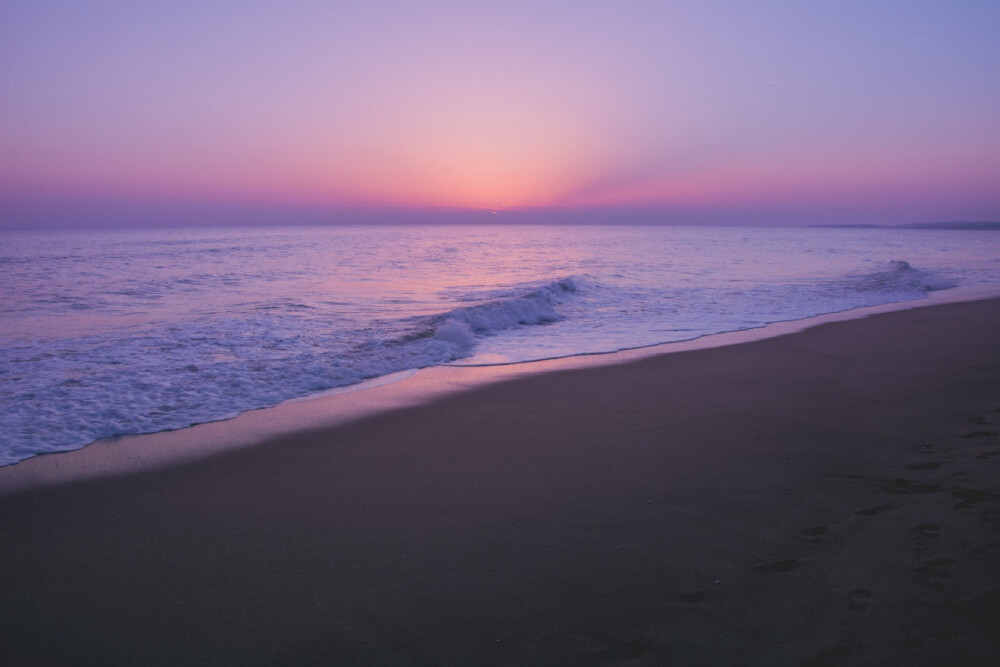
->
2, 224, 999, 466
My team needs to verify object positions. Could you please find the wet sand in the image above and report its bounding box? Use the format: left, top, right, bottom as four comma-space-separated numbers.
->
2, 298, 1000, 665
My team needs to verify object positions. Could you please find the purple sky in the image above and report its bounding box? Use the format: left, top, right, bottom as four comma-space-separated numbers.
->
1, 1, 998, 228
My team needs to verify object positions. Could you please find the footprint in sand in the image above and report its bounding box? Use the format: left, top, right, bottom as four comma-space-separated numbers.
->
857, 504, 893, 516
878, 478, 941, 495
905, 461, 943, 471
961, 430, 998, 439
801, 525, 828, 544
825, 472, 865, 481
914, 558, 955, 592
753, 558, 801, 573
952, 487, 998, 508
848, 589, 872, 612
980, 508, 1000, 527
969, 541, 1000, 556
912, 523, 941, 539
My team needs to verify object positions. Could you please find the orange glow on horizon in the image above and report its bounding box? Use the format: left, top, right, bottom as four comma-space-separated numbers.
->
2, 2, 998, 227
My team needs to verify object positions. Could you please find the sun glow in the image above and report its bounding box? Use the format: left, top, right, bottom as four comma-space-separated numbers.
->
1, 1, 997, 227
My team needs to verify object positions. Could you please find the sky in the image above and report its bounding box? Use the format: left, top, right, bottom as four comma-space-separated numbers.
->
1, 0, 999, 228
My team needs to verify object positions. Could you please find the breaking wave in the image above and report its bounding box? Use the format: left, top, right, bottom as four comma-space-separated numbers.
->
6, 220, 994, 470
852, 260, 957, 294
0, 276, 588, 465
426, 276, 582, 348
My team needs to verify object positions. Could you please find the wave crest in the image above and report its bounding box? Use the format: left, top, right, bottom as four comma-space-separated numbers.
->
428, 276, 582, 349
857, 260, 956, 293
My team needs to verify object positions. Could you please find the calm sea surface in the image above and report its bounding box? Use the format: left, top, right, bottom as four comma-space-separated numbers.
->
2, 224, 999, 465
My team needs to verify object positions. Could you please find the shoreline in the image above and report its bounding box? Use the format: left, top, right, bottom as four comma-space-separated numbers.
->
2, 294, 999, 663
4, 284, 1000, 496
2, 284, 999, 498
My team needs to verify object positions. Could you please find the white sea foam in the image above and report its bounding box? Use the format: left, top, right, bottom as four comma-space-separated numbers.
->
430, 276, 580, 344
2, 225, 999, 465
0, 274, 588, 465
853, 260, 957, 294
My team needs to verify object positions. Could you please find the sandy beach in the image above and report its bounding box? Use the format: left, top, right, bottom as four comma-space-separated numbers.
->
2, 297, 1000, 665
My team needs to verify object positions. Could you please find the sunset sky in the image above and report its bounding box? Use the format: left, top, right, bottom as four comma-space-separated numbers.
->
1, 0, 998, 228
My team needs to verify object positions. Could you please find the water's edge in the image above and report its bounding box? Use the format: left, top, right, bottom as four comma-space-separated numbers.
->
2, 284, 999, 498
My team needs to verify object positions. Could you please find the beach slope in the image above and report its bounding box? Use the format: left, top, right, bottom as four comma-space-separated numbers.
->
2, 299, 1000, 665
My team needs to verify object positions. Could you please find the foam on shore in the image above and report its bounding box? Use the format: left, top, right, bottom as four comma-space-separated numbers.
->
3, 283, 999, 498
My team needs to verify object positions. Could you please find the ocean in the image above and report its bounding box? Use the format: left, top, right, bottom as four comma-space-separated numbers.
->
2, 223, 999, 466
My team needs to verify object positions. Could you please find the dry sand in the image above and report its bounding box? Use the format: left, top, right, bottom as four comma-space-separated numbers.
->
2, 298, 1000, 665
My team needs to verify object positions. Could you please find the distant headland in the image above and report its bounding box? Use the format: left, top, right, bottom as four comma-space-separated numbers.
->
809, 221, 1000, 230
